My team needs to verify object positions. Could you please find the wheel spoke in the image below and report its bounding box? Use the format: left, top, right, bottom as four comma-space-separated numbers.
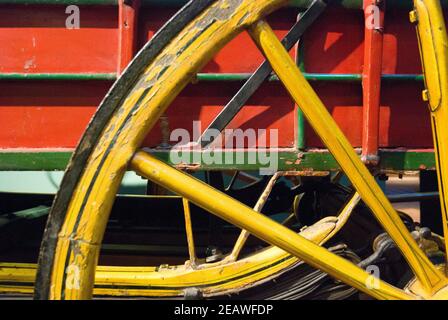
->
248, 19, 447, 295
198, 0, 328, 148
34, 0, 448, 300
227, 173, 280, 262
413, 0, 448, 271
182, 198, 197, 268
319, 192, 362, 245
131, 150, 415, 300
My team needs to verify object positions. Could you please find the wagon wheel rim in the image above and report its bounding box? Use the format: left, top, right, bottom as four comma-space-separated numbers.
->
34, 0, 448, 300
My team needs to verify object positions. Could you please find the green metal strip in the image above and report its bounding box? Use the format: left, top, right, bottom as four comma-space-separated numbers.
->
297, 39, 306, 150
0, 152, 72, 171
141, 0, 190, 8
0, 0, 446, 9
302, 74, 424, 82
195, 73, 279, 82
197, 73, 426, 82
296, 107, 306, 151
0, 206, 50, 228
0, 0, 117, 4
303, 73, 362, 82
196, 73, 424, 82
0, 73, 117, 81
382, 74, 425, 82
292, 0, 448, 10
140, 0, 359, 9
0, 150, 436, 171
0, 72, 424, 82
379, 151, 437, 171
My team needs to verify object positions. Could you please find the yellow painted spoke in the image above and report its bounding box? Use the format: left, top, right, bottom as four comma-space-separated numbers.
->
248, 19, 447, 295
320, 193, 362, 245
413, 0, 448, 269
131, 151, 415, 300
228, 173, 280, 262
182, 199, 197, 267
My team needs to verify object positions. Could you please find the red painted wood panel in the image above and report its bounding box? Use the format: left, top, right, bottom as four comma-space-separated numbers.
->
141, 7, 297, 148
303, 7, 365, 74
0, 8, 297, 149
0, 81, 109, 148
381, 83, 432, 148
382, 7, 422, 74
144, 82, 296, 148
303, 7, 433, 149
0, 82, 295, 149
0, 5, 118, 73
139, 8, 298, 73
305, 82, 363, 147
0, 5, 442, 152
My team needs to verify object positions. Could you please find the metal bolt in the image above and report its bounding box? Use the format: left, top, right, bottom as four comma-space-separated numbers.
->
422, 89, 430, 102
419, 227, 432, 240
409, 10, 418, 24
184, 288, 202, 300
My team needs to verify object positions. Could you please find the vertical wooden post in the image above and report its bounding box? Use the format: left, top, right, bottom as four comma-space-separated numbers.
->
361, 0, 385, 165
117, 0, 140, 75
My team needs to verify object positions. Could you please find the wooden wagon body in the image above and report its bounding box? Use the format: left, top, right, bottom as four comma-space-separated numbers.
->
0, 0, 447, 173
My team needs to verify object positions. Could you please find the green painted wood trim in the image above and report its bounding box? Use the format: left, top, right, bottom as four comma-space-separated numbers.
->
195, 73, 425, 82
0, 152, 73, 171
0, 150, 436, 171
290, 0, 448, 10
297, 41, 306, 150
304, 73, 362, 82
1, 0, 446, 9
195, 73, 279, 82
0, 0, 116, 4
0, 72, 424, 83
379, 151, 436, 171
382, 74, 425, 82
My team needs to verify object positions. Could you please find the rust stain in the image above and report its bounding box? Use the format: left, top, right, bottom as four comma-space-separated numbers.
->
175, 163, 201, 171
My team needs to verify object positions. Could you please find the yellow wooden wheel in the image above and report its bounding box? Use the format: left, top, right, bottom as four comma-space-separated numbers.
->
34, 0, 448, 300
